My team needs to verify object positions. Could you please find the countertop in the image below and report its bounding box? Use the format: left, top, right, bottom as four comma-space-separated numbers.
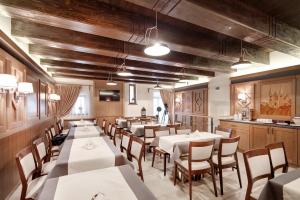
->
219, 119, 300, 129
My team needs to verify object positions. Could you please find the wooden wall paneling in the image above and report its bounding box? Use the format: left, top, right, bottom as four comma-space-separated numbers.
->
182, 91, 192, 113
38, 80, 48, 119
0, 54, 7, 132
296, 76, 300, 116
26, 74, 39, 120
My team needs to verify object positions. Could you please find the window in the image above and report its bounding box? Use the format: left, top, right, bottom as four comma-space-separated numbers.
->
153, 91, 168, 124
129, 84, 137, 104
69, 86, 91, 116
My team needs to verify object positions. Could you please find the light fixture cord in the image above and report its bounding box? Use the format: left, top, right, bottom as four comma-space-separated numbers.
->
144, 10, 158, 45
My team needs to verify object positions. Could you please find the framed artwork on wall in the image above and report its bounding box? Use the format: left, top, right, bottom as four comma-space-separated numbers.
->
39, 79, 48, 119
259, 77, 295, 120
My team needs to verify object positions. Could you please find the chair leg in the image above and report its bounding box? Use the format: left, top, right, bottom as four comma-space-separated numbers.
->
152, 149, 156, 167
219, 166, 223, 195
163, 154, 167, 176
235, 154, 242, 188
189, 175, 192, 200
174, 164, 178, 186
144, 147, 146, 161
211, 167, 218, 197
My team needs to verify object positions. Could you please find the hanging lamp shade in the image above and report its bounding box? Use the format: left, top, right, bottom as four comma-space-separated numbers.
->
231, 56, 252, 69
144, 43, 170, 56
18, 82, 33, 94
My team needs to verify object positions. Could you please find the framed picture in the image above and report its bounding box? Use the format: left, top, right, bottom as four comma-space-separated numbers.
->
26, 75, 38, 119
39, 80, 48, 119
259, 77, 295, 120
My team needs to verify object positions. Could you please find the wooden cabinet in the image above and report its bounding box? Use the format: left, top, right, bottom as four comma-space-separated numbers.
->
220, 121, 250, 152
271, 127, 298, 165
298, 130, 300, 166
250, 125, 272, 149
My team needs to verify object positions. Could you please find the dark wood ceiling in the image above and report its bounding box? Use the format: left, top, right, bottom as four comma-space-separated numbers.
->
0, 0, 299, 84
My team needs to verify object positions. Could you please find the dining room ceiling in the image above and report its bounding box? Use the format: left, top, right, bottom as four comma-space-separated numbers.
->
0, 0, 299, 84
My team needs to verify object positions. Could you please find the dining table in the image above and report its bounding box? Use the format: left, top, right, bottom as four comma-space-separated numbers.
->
259, 169, 300, 200
130, 123, 163, 137
47, 136, 127, 178
70, 120, 95, 127
66, 126, 104, 140
38, 165, 156, 200
151, 131, 222, 160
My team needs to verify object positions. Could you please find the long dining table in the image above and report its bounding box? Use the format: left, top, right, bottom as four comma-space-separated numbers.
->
66, 126, 104, 140
130, 123, 163, 137
38, 165, 156, 200
259, 169, 300, 200
48, 136, 127, 179
70, 120, 95, 127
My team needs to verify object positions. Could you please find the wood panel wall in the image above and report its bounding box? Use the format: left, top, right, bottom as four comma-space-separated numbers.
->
93, 80, 124, 124
0, 48, 55, 200
175, 85, 208, 131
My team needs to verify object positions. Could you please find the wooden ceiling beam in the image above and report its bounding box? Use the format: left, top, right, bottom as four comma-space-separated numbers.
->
12, 19, 228, 73
123, 0, 300, 58
30, 45, 214, 77
52, 73, 173, 85
50, 70, 175, 83
0, 0, 269, 65
44, 60, 199, 80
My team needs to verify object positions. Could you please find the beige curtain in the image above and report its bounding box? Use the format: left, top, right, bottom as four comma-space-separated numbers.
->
160, 89, 175, 123
56, 85, 81, 117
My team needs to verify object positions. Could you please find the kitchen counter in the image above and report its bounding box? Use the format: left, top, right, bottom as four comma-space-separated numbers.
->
219, 119, 300, 129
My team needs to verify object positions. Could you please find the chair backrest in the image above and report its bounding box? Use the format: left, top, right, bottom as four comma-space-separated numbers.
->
266, 142, 288, 172
33, 137, 47, 163
176, 127, 191, 135
243, 148, 273, 200
218, 136, 240, 157
106, 123, 112, 136
16, 146, 37, 188
111, 125, 116, 137
44, 129, 53, 154
189, 140, 214, 163
102, 119, 106, 129
167, 124, 180, 135
215, 126, 232, 138
121, 131, 132, 152
50, 125, 57, 138
144, 125, 159, 138
56, 120, 62, 133
154, 127, 170, 137
129, 136, 145, 163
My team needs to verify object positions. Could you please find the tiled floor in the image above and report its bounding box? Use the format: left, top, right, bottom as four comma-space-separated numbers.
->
8, 138, 279, 200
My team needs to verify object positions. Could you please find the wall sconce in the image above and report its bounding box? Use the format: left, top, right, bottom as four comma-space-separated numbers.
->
237, 92, 247, 102
0, 74, 17, 93
49, 93, 61, 102
175, 97, 181, 103
15, 82, 34, 102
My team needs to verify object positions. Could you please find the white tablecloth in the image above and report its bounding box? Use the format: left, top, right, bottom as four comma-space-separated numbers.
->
68, 137, 116, 174
73, 126, 100, 139
71, 120, 95, 127
283, 177, 300, 200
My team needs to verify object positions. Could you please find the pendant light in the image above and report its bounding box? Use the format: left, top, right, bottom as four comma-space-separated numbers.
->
153, 81, 163, 90
231, 40, 252, 69
144, 11, 170, 57
106, 72, 117, 86
117, 59, 133, 76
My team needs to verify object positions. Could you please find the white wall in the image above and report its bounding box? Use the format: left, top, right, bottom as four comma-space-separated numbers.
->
123, 83, 154, 117
208, 73, 231, 127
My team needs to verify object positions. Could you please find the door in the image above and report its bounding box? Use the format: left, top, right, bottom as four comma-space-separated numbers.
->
250, 125, 271, 149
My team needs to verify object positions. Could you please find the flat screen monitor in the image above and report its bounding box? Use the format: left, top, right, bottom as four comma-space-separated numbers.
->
99, 90, 120, 101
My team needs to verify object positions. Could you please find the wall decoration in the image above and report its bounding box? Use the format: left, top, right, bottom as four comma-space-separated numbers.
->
260, 78, 295, 119
234, 83, 254, 114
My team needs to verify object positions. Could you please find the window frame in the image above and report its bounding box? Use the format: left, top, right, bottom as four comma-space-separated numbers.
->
128, 84, 137, 105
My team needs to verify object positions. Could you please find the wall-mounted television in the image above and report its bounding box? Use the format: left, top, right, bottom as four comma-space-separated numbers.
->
99, 90, 120, 101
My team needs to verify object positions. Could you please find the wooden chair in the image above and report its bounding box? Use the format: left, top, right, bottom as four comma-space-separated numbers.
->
106, 123, 112, 136
140, 118, 151, 124
243, 148, 273, 200
128, 136, 145, 181
110, 124, 117, 145
45, 129, 60, 157
214, 126, 233, 151
56, 119, 69, 135
212, 136, 242, 195
152, 127, 170, 176
167, 124, 180, 135
49, 125, 58, 138
175, 126, 191, 135
266, 142, 288, 176
143, 125, 160, 161
16, 146, 47, 200
120, 131, 132, 160
101, 119, 106, 131
174, 140, 218, 200
32, 137, 56, 176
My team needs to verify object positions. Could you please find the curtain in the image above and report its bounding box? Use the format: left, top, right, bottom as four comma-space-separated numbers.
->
160, 89, 175, 123
56, 85, 81, 117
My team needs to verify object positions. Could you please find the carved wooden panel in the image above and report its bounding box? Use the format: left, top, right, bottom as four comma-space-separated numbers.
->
182, 91, 192, 113
39, 80, 48, 119
233, 83, 255, 114
192, 88, 208, 114
175, 92, 182, 113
